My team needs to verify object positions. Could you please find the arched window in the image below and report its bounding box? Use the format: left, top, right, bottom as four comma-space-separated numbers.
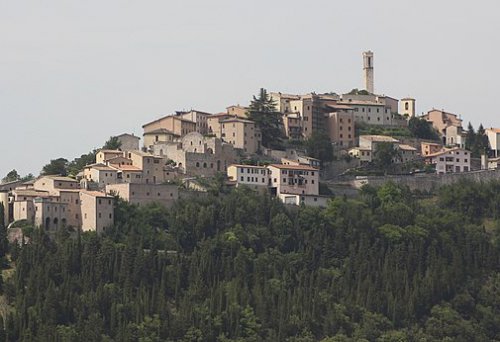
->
196, 162, 200, 167
203, 162, 207, 168
405, 102, 409, 111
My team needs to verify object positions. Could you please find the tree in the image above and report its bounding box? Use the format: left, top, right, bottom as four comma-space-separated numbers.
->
305, 131, 333, 163
247, 88, 284, 149
103, 136, 122, 150
408, 117, 439, 140
67, 150, 97, 176
373, 142, 399, 171
41, 158, 69, 176
2, 170, 20, 183
465, 123, 490, 157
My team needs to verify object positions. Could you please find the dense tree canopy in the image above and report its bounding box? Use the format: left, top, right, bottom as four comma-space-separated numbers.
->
3, 180, 500, 341
305, 131, 333, 163
103, 136, 122, 150
40, 158, 69, 176
408, 117, 440, 140
465, 122, 490, 157
247, 88, 284, 150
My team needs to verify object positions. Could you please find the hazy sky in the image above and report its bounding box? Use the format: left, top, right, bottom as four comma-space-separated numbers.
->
1, 0, 499, 177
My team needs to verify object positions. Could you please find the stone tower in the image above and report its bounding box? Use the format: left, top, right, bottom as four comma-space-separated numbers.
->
363, 51, 374, 94
400, 98, 416, 118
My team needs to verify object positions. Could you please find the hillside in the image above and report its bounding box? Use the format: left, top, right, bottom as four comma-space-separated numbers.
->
2, 180, 500, 341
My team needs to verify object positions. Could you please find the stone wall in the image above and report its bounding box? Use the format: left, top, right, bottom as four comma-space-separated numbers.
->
350, 169, 500, 192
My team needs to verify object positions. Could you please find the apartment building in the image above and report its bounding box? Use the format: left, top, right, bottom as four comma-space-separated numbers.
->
207, 113, 233, 136
79, 191, 114, 234
96, 150, 124, 164
424, 148, 471, 174
177, 110, 212, 135
422, 109, 465, 147
268, 164, 319, 196
325, 104, 356, 148
337, 93, 399, 126
220, 118, 261, 154
143, 115, 197, 137
82, 164, 118, 188
227, 165, 269, 190
125, 150, 164, 184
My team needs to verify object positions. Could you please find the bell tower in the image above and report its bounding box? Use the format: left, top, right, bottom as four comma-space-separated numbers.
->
363, 51, 374, 94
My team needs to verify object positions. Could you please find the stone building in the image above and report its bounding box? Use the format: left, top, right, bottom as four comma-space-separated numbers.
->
325, 104, 356, 148
152, 132, 237, 176
143, 114, 197, 137
106, 183, 179, 208
12, 175, 113, 234
422, 109, 465, 147
219, 117, 261, 154
116, 133, 140, 151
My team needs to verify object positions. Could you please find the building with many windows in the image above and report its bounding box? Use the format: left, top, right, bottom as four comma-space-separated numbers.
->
424, 148, 471, 174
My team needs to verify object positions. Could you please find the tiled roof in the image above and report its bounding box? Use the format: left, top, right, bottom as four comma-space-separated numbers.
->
268, 164, 319, 171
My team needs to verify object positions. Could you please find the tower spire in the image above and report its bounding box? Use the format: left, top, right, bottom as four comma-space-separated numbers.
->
363, 51, 374, 94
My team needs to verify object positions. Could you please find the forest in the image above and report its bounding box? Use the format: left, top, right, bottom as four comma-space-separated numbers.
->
2, 179, 500, 341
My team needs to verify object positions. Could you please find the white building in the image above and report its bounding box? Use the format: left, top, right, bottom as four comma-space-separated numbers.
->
424, 148, 471, 174
486, 128, 500, 157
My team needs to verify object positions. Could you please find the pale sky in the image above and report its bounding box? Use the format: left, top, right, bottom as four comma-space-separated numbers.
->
1, 0, 499, 177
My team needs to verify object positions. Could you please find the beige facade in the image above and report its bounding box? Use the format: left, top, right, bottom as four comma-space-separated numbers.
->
425, 148, 471, 174
326, 106, 355, 148
107, 183, 179, 208
283, 113, 302, 139
220, 118, 261, 154
226, 105, 249, 118
270, 92, 339, 139
125, 150, 164, 184
207, 113, 234, 137
152, 132, 237, 176
12, 177, 113, 234
143, 115, 197, 137
79, 191, 114, 234
178, 110, 211, 135
227, 165, 269, 190
34, 176, 80, 196
421, 142, 443, 156
96, 150, 124, 164
116, 133, 140, 151
363, 51, 374, 94
422, 109, 464, 146
400, 98, 416, 118
354, 135, 400, 163
143, 129, 179, 151
268, 164, 319, 196
82, 164, 118, 188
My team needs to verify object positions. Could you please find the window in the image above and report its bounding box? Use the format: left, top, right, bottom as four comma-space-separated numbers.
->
98, 213, 101, 218
109, 213, 112, 219
240, 176, 244, 181
98, 199, 102, 205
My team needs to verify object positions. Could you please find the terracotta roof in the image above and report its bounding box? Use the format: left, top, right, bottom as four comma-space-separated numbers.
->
426, 147, 469, 158
41, 175, 78, 183
143, 128, 178, 135
268, 164, 319, 171
85, 163, 117, 171
110, 164, 142, 171
142, 114, 196, 128
13, 189, 50, 198
229, 164, 268, 169
220, 118, 255, 124
80, 190, 112, 198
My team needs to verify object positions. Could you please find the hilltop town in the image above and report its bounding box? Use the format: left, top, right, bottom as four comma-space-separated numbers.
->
1, 51, 500, 235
